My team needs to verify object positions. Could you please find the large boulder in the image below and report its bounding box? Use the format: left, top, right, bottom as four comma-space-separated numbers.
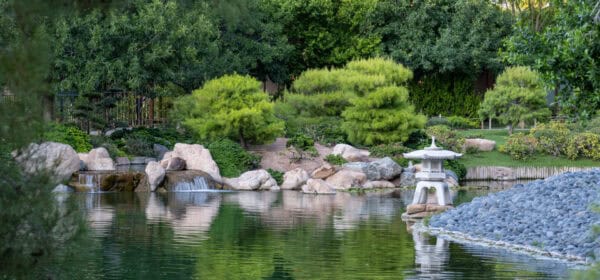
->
343, 157, 402, 181
13, 142, 80, 183
325, 169, 367, 190
81, 147, 116, 171
160, 156, 186, 171
170, 143, 222, 182
331, 144, 370, 162
153, 143, 169, 160
397, 171, 417, 187
225, 169, 278, 191
362, 180, 395, 189
281, 168, 309, 190
464, 138, 496, 152
145, 161, 166, 192
301, 179, 336, 194
311, 163, 336, 179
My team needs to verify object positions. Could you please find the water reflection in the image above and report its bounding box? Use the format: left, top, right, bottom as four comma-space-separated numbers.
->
409, 231, 450, 279
223, 191, 404, 231
75, 190, 573, 279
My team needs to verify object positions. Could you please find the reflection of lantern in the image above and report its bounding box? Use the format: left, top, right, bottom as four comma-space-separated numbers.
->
403, 137, 462, 206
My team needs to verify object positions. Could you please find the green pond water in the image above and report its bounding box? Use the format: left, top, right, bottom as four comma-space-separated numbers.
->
62, 189, 575, 279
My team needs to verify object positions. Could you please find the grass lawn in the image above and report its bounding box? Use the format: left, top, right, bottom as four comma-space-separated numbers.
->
455, 129, 600, 168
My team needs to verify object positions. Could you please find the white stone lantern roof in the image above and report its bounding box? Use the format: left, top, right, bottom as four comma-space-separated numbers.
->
402, 137, 462, 160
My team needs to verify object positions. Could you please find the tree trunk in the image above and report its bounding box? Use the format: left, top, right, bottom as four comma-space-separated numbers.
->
488, 118, 492, 130
42, 93, 53, 122
508, 124, 513, 135
149, 98, 154, 127
239, 128, 247, 148
136, 95, 143, 126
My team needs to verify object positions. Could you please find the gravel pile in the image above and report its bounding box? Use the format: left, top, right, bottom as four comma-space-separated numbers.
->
429, 169, 600, 261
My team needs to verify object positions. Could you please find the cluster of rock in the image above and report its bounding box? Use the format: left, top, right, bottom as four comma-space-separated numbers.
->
144, 143, 222, 191
429, 170, 600, 262
279, 144, 458, 195
14, 141, 458, 194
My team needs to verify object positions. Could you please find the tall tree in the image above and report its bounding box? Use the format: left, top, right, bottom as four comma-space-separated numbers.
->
373, 0, 512, 77
501, 0, 600, 119
200, 0, 293, 85
0, 1, 121, 278
52, 0, 220, 128
478, 66, 550, 134
264, 0, 381, 79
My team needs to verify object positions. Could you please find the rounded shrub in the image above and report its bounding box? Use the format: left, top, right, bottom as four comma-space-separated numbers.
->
369, 143, 410, 158
325, 154, 347, 166
565, 133, 600, 160
425, 125, 465, 151
500, 133, 538, 160
43, 123, 92, 152
529, 121, 570, 157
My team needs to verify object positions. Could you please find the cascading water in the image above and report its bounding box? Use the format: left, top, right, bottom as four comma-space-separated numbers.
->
172, 177, 209, 192
78, 173, 100, 193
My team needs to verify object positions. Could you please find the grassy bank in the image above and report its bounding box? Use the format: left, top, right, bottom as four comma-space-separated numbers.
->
455, 129, 600, 168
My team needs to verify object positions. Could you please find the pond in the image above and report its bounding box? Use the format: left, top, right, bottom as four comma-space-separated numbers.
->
67, 189, 576, 279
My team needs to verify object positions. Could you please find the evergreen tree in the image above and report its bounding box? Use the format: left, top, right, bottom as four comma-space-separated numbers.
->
478, 66, 550, 134
173, 74, 284, 147
342, 86, 426, 145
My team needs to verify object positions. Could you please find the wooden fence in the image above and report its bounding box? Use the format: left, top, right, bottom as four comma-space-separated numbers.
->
55, 91, 173, 129
465, 166, 599, 180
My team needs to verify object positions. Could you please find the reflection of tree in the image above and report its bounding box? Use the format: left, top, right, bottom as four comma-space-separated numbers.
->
263, 256, 294, 280
193, 193, 416, 279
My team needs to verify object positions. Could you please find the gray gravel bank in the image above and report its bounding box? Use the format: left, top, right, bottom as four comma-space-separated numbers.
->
429, 169, 600, 262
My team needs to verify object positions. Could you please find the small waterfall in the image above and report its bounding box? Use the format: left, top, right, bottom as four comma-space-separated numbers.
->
172, 177, 209, 192
78, 173, 100, 193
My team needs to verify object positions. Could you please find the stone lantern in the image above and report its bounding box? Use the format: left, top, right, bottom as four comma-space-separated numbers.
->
403, 137, 462, 207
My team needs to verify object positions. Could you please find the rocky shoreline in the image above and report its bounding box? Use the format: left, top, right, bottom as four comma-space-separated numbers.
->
428, 170, 600, 264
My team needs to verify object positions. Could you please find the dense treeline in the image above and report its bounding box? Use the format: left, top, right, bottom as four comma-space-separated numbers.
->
2, 0, 599, 126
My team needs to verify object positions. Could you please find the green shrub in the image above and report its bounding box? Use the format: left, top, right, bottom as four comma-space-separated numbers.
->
447, 116, 479, 129
404, 129, 428, 149
123, 135, 154, 157
207, 139, 261, 177
586, 115, 600, 135
369, 143, 410, 157
325, 154, 347, 165
425, 125, 465, 151
43, 123, 92, 152
90, 136, 127, 158
267, 168, 284, 185
426, 117, 450, 127
277, 115, 346, 145
565, 133, 600, 160
392, 156, 409, 167
287, 134, 314, 151
172, 74, 284, 146
444, 160, 466, 181
529, 122, 570, 156
501, 133, 538, 160
287, 134, 318, 157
